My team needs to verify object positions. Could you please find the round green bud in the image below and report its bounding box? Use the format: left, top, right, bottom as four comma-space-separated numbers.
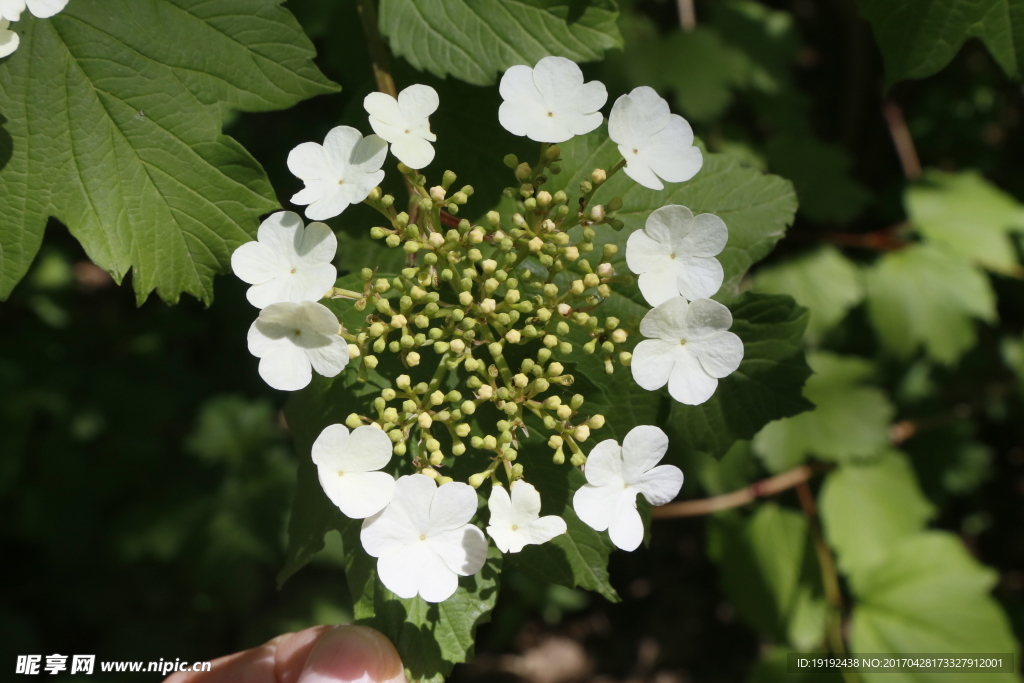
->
469, 473, 486, 488
345, 413, 362, 429
385, 234, 401, 248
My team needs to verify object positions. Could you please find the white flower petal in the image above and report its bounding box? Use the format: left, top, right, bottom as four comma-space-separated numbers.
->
509, 480, 542, 525
297, 221, 338, 264
487, 485, 513, 525
344, 425, 395, 472
688, 331, 744, 379
639, 296, 690, 341
666, 350, 718, 405
640, 116, 703, 184
376, 544, 447, 600
625, 228, 664, 274
258, 346, 312, 391
429, 526, 488, 576
287, 142, 330, 180
621, 425, 670, 483
630, 339, 675, 391
608, 87, 670, 148
360, 510, 418, 558
487, 524, 522, 554
303, 190, 351, 221
231, 241, 283, 287
319, 470, 396, 519
398, 83, 440, 121
632, 464, 684, 507
582, 439, 625, 487
306, 335, 349, 378
523, 515, 567, 547
621, 156, 666, 191
573, 483, 621, 532
25, 0, 66, 17
678, 213, 728, 257
350, 133, 389, 171
645, 205, 695, 244
381, 474, 436, 537
429, 481, 478, 532
674, 256, 724, 301
364, 91, 405, 127
0, 20, 19, 58
637, 266, 683, 308
682, 298, 734, 339
607, 495, 644, 551
0, 2, 24, 22
391, 135, 435, 170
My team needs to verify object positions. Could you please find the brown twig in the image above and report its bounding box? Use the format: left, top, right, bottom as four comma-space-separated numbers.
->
825, 221, 910, 251
651, 464, 819, 518
355, 0, 397, 97
677, 0, 696, 31
883, 102, 922, 180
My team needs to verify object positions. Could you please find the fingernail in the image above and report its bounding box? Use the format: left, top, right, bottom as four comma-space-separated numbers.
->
297, 625, 406, 683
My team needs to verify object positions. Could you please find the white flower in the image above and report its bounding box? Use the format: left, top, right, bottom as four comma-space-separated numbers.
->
364, 84, 439, 169
626, 205, 727, 306
247, 300, 349, 391
631, 297, 743, 405
231, 211, 337, 309
486, 481, 567, 553
498, 56, 607, 144
287, 126, 388, 221
0, 19, 17, 58
573, 425, 683, 551
313, 424, 396, 519
0, 0, 68, 21
361, 474, 488, 603
609, 86, 703, 191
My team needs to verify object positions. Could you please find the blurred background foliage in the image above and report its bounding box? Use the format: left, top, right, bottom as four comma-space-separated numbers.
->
2, 0, 1024, 681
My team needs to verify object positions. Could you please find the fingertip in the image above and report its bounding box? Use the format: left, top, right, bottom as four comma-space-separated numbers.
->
297, 625, 406, 683
275, 626, 335, 683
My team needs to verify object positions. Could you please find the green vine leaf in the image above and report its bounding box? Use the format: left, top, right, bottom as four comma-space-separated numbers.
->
379, 0, 623, 86
860, 0, 1024, 85
753, 352, 894, 472
849, 532, 1022, 680
819, 451, 935, 578
0, 0, 338, 304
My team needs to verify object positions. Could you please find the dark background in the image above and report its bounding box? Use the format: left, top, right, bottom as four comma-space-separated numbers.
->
2, 0, 1022, 681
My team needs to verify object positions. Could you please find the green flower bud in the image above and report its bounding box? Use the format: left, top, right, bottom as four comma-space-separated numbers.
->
543, 395, 561, 409
364, 355, 379, 369
515, 162, 531, 181
570, 452, 586, 466
406, 351, 421, 366
345, 413, 362, 428
385, 234, 401, 248
388, 429, 403, 443
469, 473, 486, 488
442, 170, 457, 188
483, 435, 497, 450
370, 226, 387, 240
552, 450, 565, 465
461, 400, 477, 415
503, 154, 519, 169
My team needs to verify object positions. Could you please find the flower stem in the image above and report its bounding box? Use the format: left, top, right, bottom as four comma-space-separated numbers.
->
355, 0, 397, 97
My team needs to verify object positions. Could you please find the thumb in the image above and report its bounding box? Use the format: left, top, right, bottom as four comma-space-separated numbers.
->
296, 625, 407, 683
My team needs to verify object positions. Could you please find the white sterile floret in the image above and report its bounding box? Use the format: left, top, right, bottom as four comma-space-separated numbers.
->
486, 480, 567, 553
573, 425, 683, 551
626, 205, 728, 306
0, 0, 68, 21
364, 84, 439, 169
631, 296, 743, 405
231, 211, 337, 309
361, 474, 488, 603
498, 56, 607, 144
312, 424, 396, 519
0, 18, 17, 58
609, 86, 703, 191
247, 300, 349, 391
287, 126, 388, 221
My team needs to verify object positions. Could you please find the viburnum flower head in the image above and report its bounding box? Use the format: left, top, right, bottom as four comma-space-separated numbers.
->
361, 474, 488, 603
0, 19, 17, 58
247, 300, 349, 391
313, 424, 396, 519
364, 84, 439, 169
632, 297, 743, 405
626, 205, 728, 306
609, 86, 703, 191
573, 426, 683, 551
498, 56, 608, 143
287, 126, 387, 221
231, 211, 337, 309
0, 0, 68, 21
486, 480, 567, 553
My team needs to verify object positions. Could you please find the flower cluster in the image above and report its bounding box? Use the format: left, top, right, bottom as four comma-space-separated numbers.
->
0, 0, 69, 58
228, 58, 743, 602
